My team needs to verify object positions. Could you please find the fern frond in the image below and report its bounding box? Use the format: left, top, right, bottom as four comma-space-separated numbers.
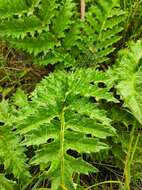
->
63, 21, 82, 49
120, 0, 142, 40
0, 100, 13, 125
0, 0, 29, 18
113, 40, 142, 124
39, 0, 59, 24
0, 0, 79, 67
0, 125, 30, 183
33, 50, 76, 66
84, 0, 125, 64
0, 16, 44, 39
0, 0, 42, 18
52, 0, 75, 38
0, 0, 125, 67
17, 69, 116, 189
8, 33, 58, 55
0, 0, 125, 68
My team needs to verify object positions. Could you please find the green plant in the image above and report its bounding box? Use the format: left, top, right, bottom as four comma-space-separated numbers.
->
0, 174, 18, 190
0, 0, 125, 67
80, 0, 125, 65
81, 40, 142, 190
0, 68, 117, 189
113, 40, 142, 124
108, 40, 142, 189
109, 121, 142, 190
120, 0, 142, 40
0, 0, 142, 189
0, 99, 30, 190
19, 68, 117, 189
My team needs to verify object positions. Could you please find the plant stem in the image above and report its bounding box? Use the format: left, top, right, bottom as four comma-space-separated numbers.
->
80, 0, 85, 20
123, 122, 140, 190
60, 106, 65, 187
123, 126, 134, 190
85, 180, 124, 190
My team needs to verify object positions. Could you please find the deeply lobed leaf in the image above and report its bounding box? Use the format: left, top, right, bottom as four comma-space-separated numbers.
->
16, 69, 116, 189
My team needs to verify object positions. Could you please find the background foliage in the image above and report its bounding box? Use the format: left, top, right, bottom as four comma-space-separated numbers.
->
0, 0, 142, 189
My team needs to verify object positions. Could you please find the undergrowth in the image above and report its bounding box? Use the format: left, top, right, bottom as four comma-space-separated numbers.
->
0, 0, 142, 189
